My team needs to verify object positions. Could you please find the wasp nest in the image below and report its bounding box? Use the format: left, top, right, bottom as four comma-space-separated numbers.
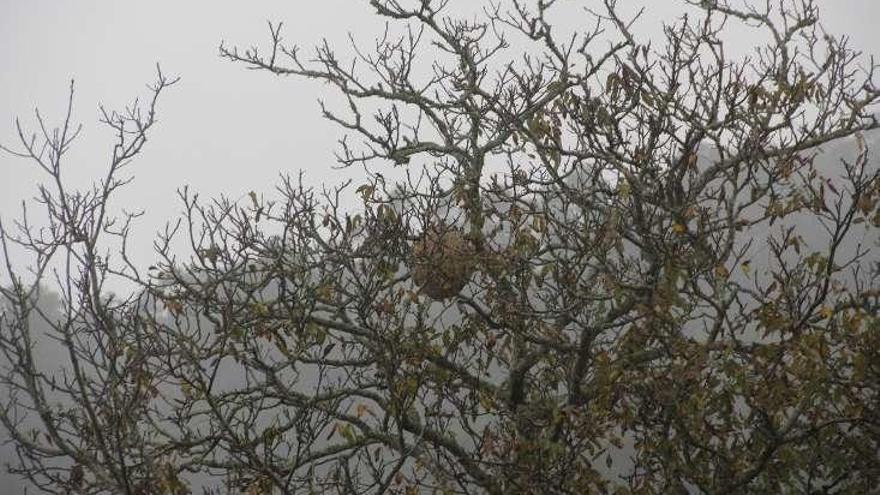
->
410, 224, 475, 300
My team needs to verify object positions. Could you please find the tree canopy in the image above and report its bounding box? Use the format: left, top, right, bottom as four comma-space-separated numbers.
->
1, 0, 879, 493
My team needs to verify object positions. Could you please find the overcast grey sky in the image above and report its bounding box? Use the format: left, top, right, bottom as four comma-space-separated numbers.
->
2, 0, 879, 279
0, 1, 879, 491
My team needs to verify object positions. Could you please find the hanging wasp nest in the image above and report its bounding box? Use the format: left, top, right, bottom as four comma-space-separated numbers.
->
410, 224, 476, 300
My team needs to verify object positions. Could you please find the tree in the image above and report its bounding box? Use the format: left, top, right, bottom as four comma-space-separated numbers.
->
2, 0, 879, 493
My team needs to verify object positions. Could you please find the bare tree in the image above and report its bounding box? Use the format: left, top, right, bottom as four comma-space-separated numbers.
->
0, 68, 183, 494
3, 0, 880, 493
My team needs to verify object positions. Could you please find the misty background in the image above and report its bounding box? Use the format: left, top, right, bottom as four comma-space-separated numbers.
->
3, 1, 879, 272
2, 0, 880, 492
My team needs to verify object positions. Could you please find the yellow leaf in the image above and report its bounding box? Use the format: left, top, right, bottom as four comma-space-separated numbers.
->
252, 302, 269, 316
316, 284, 334, 300
355, 403, 372, 418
